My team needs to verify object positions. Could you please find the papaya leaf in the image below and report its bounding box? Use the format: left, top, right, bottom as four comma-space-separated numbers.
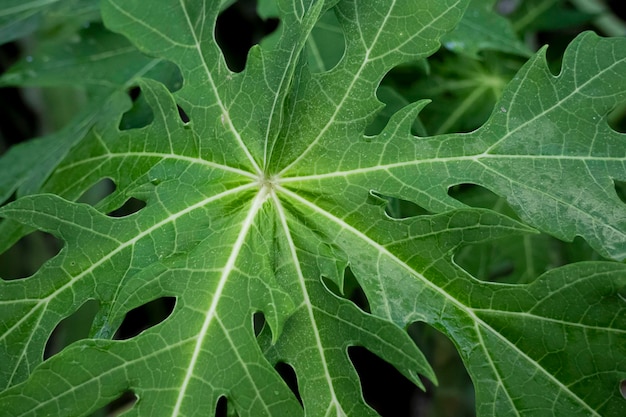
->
1, 1, 625, 416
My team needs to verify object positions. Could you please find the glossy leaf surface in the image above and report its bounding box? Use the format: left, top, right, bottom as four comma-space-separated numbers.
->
1, 1, 625, 416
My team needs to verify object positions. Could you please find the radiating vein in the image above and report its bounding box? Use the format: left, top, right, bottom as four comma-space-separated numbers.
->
276, 185, 601, 415
0, 183, 257, 344
279, 152, 622, 184
56, 152, 258, 179
263, 46, 297, 168
472, 309, 626, 334
475, 322, 522, 417
106, 0, 196, 49
277, 0, 462, 176
171, 185, 268, 417
177, 0, 262, 176
480, 53, 626, 156
276, 1, 396, 176
271, 190, 346, 416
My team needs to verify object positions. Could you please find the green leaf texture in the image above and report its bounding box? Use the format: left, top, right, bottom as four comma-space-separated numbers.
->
442, 0, 531, 57
1, 1, 625, 416
0, 0, 99, 44
0, 24, 177, 203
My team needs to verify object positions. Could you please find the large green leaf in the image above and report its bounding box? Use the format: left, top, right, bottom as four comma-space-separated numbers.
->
1, 1, 624, 416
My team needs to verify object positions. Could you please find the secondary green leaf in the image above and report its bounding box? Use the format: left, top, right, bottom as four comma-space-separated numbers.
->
383, 51, 519, 135
0, 24, 179, 204
301, 9, 345, 73
0, 0, 100, 44
510, 0, 592, 34
442, 0, 531, 57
